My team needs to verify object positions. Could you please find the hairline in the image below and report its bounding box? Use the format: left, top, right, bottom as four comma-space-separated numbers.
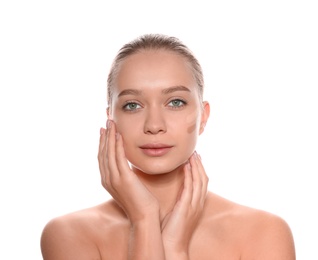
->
107, 34, 204, 107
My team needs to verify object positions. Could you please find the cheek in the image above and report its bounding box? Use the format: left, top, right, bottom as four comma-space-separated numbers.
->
112, 110, 131, 133
184, 109, 201, 134
171, 112, 200, 150
112, 116, 140, 154
114, 119, 134, 142
182, 111, 201, 155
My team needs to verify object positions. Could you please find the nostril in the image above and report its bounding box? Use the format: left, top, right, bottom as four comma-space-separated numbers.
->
143, 110, 167, 134
145, 128, 166, 135
144, 123, 166, 135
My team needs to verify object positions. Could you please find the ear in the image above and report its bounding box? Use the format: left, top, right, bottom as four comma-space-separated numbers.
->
199, 101, 210, 135
106, 107, 110, 118
107, 106, 113, 120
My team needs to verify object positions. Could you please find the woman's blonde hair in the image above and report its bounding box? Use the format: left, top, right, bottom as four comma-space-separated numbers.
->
107, 34, 204, 105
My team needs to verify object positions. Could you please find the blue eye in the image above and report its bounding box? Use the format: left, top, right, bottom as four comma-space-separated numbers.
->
168, 99, 187, 108
123, 102, 141, 111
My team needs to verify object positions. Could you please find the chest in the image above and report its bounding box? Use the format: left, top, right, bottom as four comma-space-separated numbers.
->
96, 222, 242, 260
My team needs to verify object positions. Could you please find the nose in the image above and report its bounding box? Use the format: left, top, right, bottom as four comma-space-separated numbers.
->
143, 107, 166, 135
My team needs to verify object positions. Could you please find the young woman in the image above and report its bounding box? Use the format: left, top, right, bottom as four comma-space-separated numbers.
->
41, 34, 296, 259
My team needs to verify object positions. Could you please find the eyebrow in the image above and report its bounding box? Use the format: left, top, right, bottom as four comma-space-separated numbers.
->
117, 85, 191, 97
118, 89, 142, 97
162, 85, 191, 94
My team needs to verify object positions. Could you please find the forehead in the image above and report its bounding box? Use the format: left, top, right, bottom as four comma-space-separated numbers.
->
114, 49, 196, 91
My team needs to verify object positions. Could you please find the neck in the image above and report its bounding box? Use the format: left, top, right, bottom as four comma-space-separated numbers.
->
132, 164, 186, 221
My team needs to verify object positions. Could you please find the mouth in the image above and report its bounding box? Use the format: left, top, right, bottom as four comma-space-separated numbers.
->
139, 143, 173, 157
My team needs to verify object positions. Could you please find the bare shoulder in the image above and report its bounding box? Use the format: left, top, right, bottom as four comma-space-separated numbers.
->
203, 192, 296, 259
41, 200, 127, 260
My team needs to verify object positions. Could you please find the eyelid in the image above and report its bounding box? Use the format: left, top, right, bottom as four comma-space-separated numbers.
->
167, 97, 187, 103
122, 100, 143, 111
166, 98, 188, 108
121, 97, 188, 111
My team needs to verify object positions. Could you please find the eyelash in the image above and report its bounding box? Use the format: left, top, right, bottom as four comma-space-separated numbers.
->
167, 98, 187, 109
122, 101, 142, 112
122, 98, 188, 112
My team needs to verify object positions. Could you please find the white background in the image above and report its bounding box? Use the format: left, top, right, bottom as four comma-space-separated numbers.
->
0, 0, 317, 259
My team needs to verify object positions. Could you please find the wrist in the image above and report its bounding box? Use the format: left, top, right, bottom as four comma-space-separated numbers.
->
163, 239, 189, 259
128, 206, 160, 226
164, 249, 189, 260
129, 206, 160, 225
128, 212, 165, 260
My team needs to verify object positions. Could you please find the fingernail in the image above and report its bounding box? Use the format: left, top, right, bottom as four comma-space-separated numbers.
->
100, 127, 104, 135
116, 132, 120, 140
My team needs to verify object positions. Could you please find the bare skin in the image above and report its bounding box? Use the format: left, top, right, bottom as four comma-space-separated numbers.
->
41, 192, 295, 259
41, 49, 295, 259
41, 125, 295, 259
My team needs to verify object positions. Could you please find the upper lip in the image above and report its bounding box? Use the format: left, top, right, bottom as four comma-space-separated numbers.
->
139, 143, 173, 149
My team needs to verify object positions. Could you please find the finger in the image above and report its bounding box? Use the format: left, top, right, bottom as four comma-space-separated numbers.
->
115, 132, 132, 177
98, 127, 106, 162
189, 152, 202, 207
195, 153, 209, 206
179, 162, 193, 206
98, 127, 107, 184
98, 127, 107, 162
105, 120, 120, 184
98, 127, 106, 153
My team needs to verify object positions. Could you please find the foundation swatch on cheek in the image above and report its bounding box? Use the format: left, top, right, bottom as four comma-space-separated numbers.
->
186, 110, 199, 133
187, 123, 197, 133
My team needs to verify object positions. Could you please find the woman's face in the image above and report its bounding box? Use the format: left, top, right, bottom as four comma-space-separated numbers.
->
109, 50, 209, 174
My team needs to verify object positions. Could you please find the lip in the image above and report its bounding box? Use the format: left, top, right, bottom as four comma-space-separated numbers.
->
139, 143, 173, 157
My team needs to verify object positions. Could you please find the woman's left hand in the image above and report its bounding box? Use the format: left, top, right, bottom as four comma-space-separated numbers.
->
161, 152, 209, 257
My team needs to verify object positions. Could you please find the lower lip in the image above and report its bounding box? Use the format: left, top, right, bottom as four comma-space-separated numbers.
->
141, 147, 172, 157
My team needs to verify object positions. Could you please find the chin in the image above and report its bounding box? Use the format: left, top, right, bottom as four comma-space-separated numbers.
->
129, 157, 188, 175
132, 165, 183, 175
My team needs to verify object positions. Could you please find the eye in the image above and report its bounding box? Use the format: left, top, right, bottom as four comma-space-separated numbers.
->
123, 102, 141, 111
167, 99, 187, 108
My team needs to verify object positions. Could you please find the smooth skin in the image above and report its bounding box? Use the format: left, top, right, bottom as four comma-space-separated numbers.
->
41, 50, 295, 259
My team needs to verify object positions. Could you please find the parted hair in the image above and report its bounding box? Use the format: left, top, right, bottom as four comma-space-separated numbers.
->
107, 34, 204, 105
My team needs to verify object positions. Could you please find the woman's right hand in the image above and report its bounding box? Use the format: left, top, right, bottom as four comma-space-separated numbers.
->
98, 120, 159, 223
